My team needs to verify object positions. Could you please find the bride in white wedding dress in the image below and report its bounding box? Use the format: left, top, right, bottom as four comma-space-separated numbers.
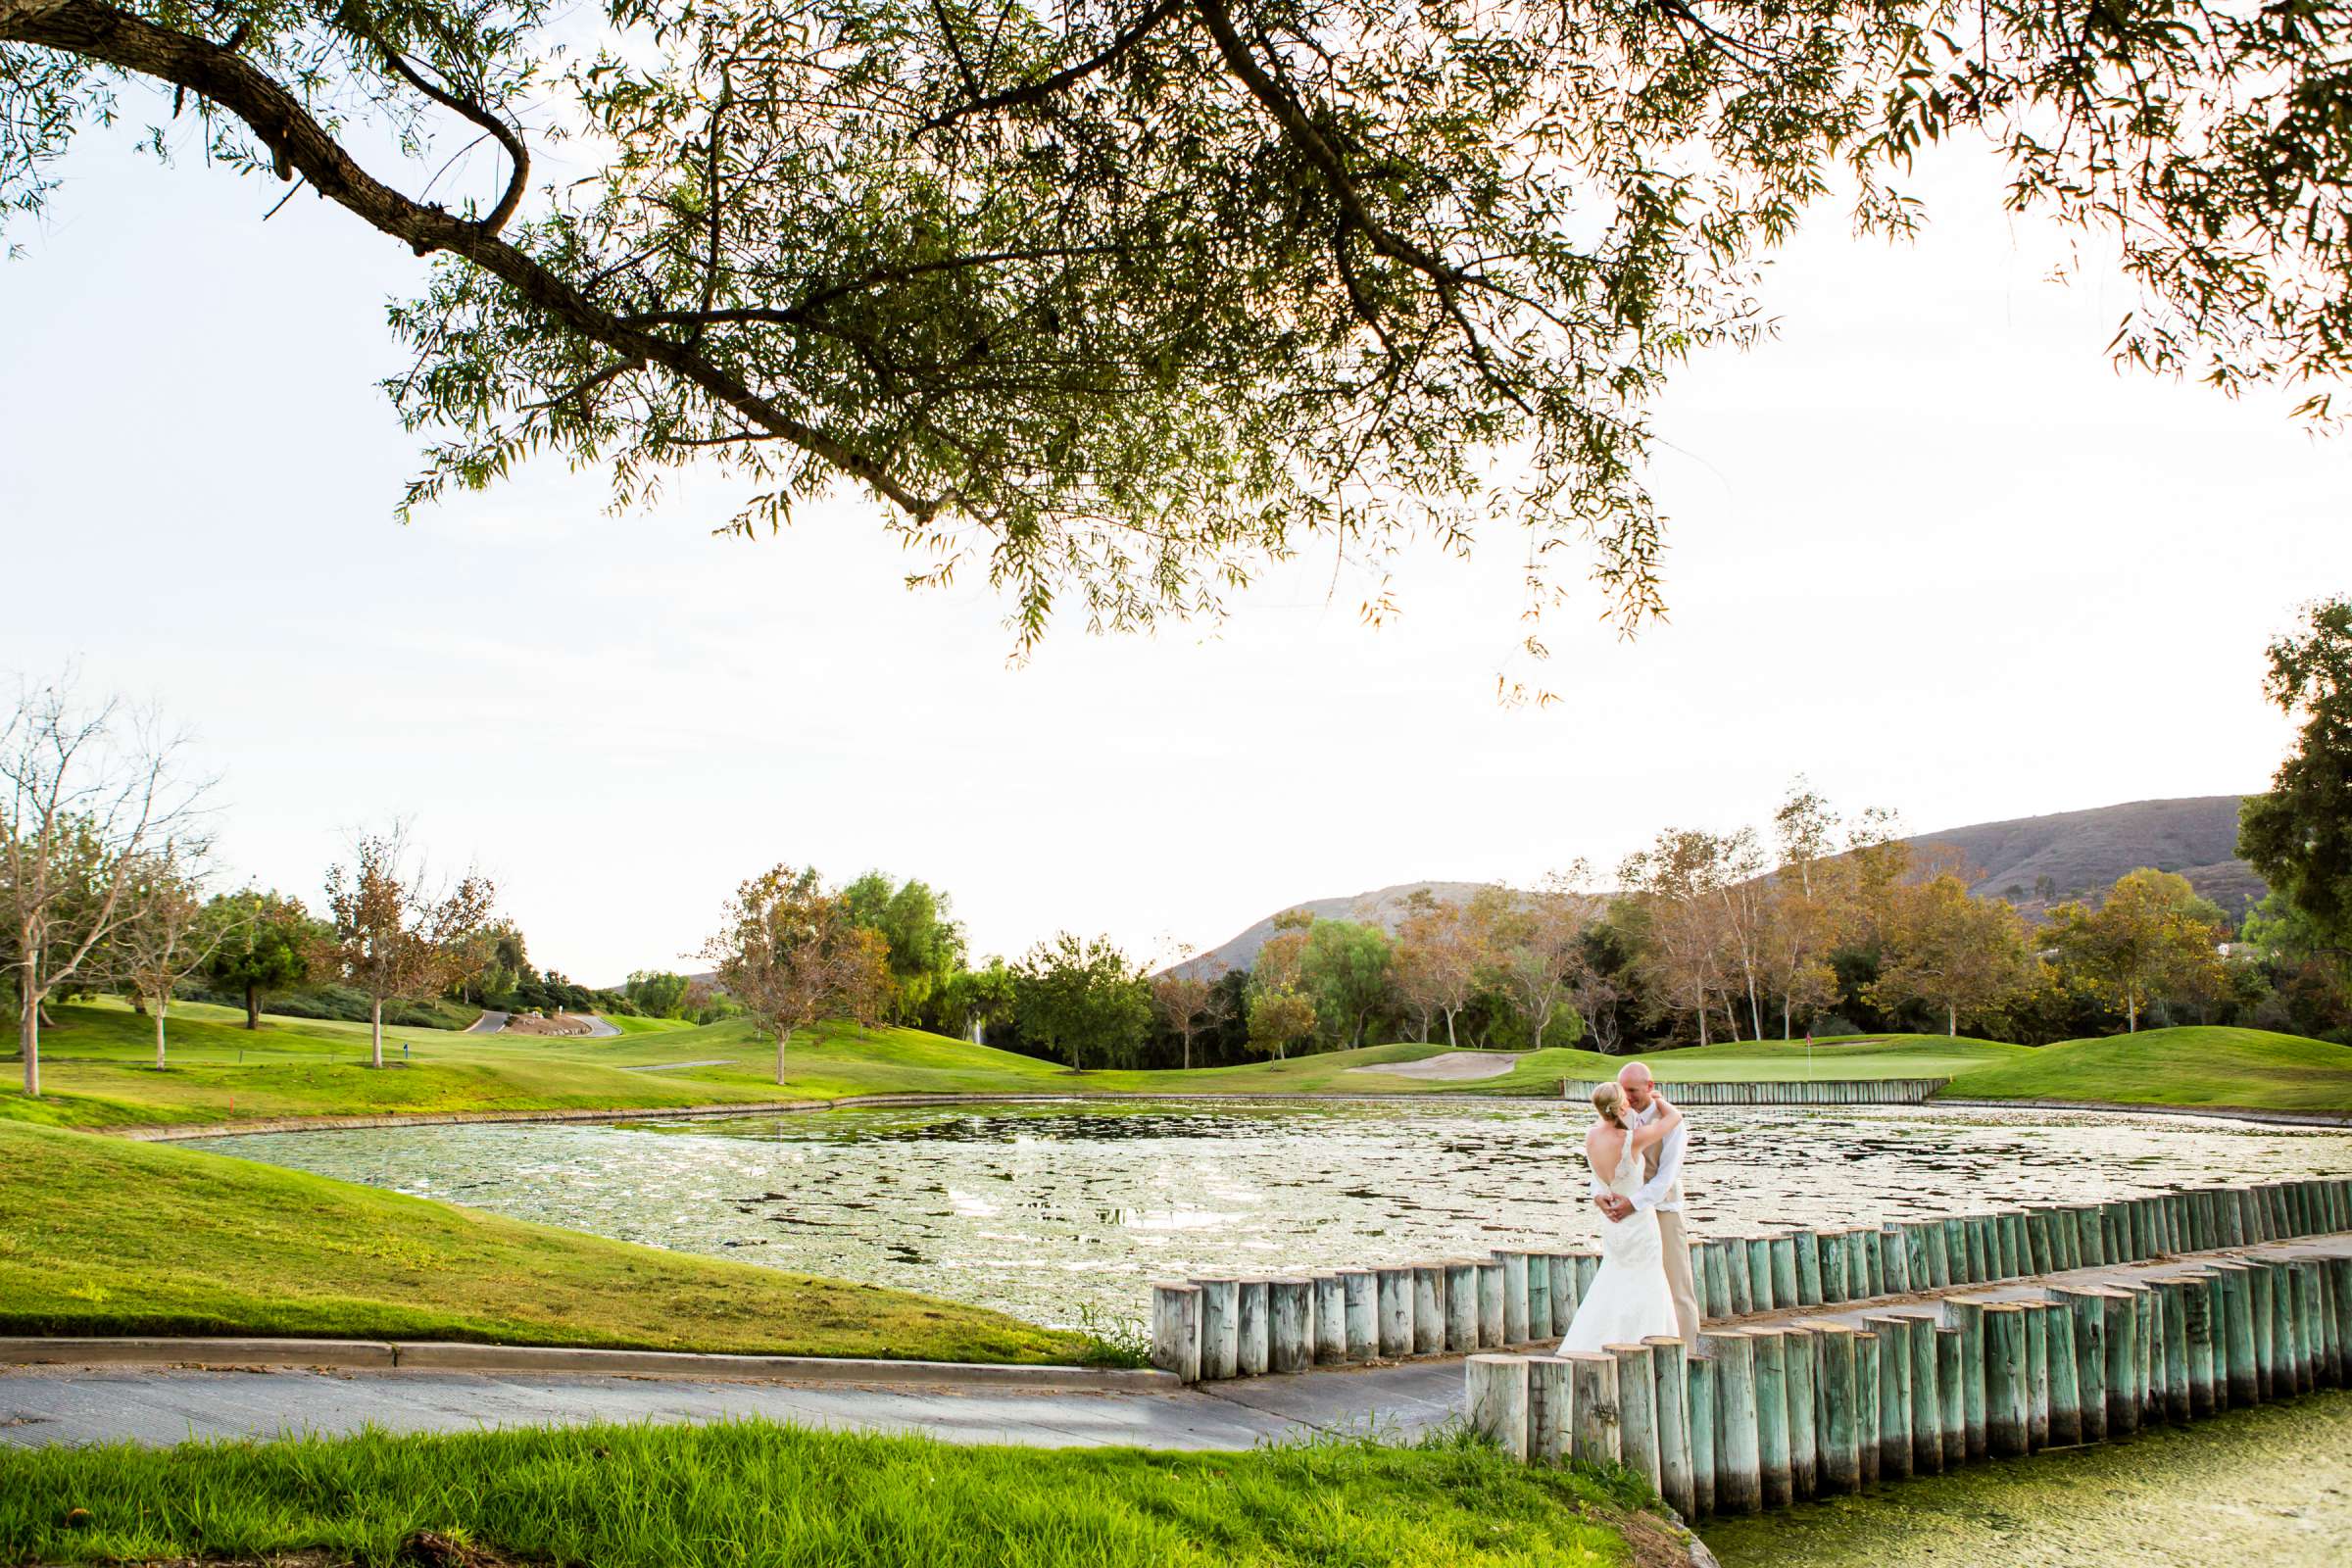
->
1558, 1081, 1685, 1352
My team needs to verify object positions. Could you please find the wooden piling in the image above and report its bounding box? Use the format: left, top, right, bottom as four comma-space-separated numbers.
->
1614, 1342, 1662, 1492
1818, 1233, 1846, 1306
1521, 1254, 1549, 1344
1151, 1283, 1202, 1382
1376, 1266, 1413, 1358
1566, 1351, 1623, 1468
1527, 1354, 1569, 1464
1467, 1353, 1530, 1460
1794, 1230, 1824, 1306
1849, 1230, 1874, 1301
1773, 1234, 1802, 1308
1703, 1242, 1736, 1320
2180, 1271, 2218, 1416
1986, 1303, 2030, 1458
2021, 1299, 2051, 1449
2104, 1286, 2141, 1437
2214, 1262, 2259, 1406
2275, 1262, 2305, 1396
1746, 1237, 1777, 1314
1783, 1324, 1819, 1500
1412, 1265, 1445, 1355
1445, 1261, 1480, 1352
1936, 1327, 1966, 1470
1964, 1216, 1991, 1283
1750, 1329, 1791, 1507
1237, 1278, 1271, 1377
2026, 1208, 2056, 1275
1904, 1223, 1935, 1296
1645, 1336, 1695, 1518
2250, 1262, 2277, 1400
1497, 1251, 1531, 1345
1727, 1241, 1755, 1316
1881, 1226, 1912, 1297
2056, 1287, 2108, 1442
1341, 1268, 1377, 1362
1949, 1298, 1989, 1461
1313, 1274, 1347, 1366
1708, 1332, 1762, 1515
1199, 1278, 1241, 1380
1926, 1220, 1953, 1288
2161, 1277, 2192, 1422
1476, 1259, 1506, 1349
1815, 1322, 1862, 1496
1863, 1315, 1917, 1480
1687, 1351, 1719, 1515
2043, 1293, 2082, 1446
1945, 1217, 1973, 1284
2078, 1205, 2105, 1269
1268, 1277, 1312, 1374
1856, 1330, 1883, 1487
1548, 1253, 1576, 1337
2140, 1285, 2164, 1419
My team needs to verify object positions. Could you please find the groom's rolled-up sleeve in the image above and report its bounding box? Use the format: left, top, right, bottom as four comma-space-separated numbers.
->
1629, 1124, 1687, 1212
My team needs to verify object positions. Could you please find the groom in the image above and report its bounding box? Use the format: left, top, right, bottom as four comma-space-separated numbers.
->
1591, 1061, 1701, 1343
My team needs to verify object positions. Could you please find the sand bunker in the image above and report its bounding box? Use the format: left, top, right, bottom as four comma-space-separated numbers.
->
1346, 1052, 1520, 1082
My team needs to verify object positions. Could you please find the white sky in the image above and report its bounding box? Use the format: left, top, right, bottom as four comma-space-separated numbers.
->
3, 108, 2342, 985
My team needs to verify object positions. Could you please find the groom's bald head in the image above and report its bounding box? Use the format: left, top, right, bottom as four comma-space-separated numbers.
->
1618, 1061, 1655, 1110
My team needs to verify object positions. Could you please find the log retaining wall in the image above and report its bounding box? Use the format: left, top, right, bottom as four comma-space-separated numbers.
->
1556, 1077, 1951, 1106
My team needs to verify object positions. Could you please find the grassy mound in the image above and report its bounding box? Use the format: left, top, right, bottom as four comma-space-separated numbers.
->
0, 1120, 1087, 1363
1941, 1027, 2352, 1113
0, 1421, 1678, 1568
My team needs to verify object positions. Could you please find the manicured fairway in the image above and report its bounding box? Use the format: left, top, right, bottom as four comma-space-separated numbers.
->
1941, 1026, 2352, 1113
0, 1120, 1089, 1363
0, 1420, 1674, 1568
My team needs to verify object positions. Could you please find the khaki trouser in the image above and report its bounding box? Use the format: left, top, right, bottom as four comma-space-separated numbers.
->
1656, 1207, 1702, 1344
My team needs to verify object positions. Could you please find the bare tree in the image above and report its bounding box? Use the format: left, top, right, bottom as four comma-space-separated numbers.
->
1711, 828, 1771, 1042
0, 679, 207, 1097
1152, 960, 1225, 1072
114, 843, 244, 1069
1619, 829, 1736, 1048
1393, 896, 1483, 1050
324, 824, 497, 1068
701, 863, 889, 1083
1489, 866, 1594, 1051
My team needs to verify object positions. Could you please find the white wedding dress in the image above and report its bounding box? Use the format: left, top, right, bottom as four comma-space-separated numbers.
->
1558, 1126, 1682, 1352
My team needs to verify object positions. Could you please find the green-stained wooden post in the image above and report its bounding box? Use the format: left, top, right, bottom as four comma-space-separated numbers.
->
1864, 1315, 1920, 1479
2250, 1262, 2277, 1400
2105, 1286, 2142, 1437
1783, 1324, 1819, 1499
1152, 1283, 1202, 1382
2022, 1299, 2051, 1450
1445, 1260, 1482, 1352
2004, 1213, 2031, 1278
1646, 1336, 1694, 1518
1614, 1342, 1662, 1492
1812, 1323, 1861, 1496
1238, 1278, 1272, 1376
1905, 1223, 1934, 1295
1849, 1231, 1874, 1301
2079, 1206, 2105, 1269
1965, 1216, 1991, 1283
1567, 1350, 1623, 1468
1475, 1258, 1506, 1349
1935, 1328, 1965, 1467
2137, 1285, 2163, 1420
1749, 1329, 1791, 1508
2044, 1293, 2082, 1446
1411, 1264, 1446, 1355
1985, 1303, 2029, 1457
1855, 1331, 1884, 1487
1946, 1217, 1974, 1284
1466, 1353, 1529, 1461
2161, 1278, 2192, 1422
1881, 1226, 1912, 1298
1549, 1253, 1576, 1337
2275, 1261, 2305, 1396
1818, 1233, 1846, 1306
1746, 1237, 1776, 1314
2056, 1287, 2108, 1442
1924, 1221, 1953, 1290
1708, 1332, 1763, 1515
1794, 1231, 1824, 1307
1526, 1354, 1569, 1464
2215, 1263, 2259, 1407
1375, 1266, 1412, 1358
2181, 1271, 2218, 1417
1199, 1278, 1241, 1380
1882, 1316, 1937, 1476
2328, 1258, 2352, 1390
1704, 1242, 1736, 1320
2130, 1198, 2154, 1261
2317, 1258, 2346, 1389
1948, 1298, 1988, 1461
1772, 1235, 1801, 1308
1687, 1351, 1718, 1515
1727, 1240, 1755, 1316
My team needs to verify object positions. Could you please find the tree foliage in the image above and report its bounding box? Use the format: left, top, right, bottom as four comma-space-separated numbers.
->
2239, 597, 2352, 950
839, 871, 967, 1024
2042, 868, 2227, 1033
10, 3, 2351, 675
323, 825, 497, 1067
204, 888, 321, 1029
700, 862, 892, 1081
1013, 932, 1150, 1070
1863, 872, 2039, 1037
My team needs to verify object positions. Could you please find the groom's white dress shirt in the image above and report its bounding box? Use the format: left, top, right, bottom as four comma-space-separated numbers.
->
1592, 1098, 1687, 1213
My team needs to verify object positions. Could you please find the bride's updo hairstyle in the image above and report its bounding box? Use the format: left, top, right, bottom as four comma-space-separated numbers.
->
1591, 1081, 1626, 1128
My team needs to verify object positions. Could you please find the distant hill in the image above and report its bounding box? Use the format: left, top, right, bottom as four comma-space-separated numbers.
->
1906, 795, 2265, 920
1179, 796, 2267, 977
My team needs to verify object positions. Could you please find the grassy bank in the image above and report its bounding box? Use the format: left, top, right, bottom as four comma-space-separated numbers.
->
0, 1421, 1680, 1568
0, 1120, 1087, 1363
1942, 1026, 2352, 1113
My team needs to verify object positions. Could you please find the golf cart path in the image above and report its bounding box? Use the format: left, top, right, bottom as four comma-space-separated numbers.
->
464, 1010, 510, 1035
0, 1358, 1464, 1453
1347, 1051, 1518, 1082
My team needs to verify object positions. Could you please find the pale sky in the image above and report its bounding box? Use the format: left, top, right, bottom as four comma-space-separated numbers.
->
4, 106, 2342, 985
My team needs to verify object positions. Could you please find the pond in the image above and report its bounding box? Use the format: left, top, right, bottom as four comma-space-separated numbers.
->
191, 1100, 2352, 1331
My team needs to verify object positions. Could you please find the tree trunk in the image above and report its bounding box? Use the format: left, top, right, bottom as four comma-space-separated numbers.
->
776, 1023, 792, 1084
1182, 1028, 1192, 1072
1747, 977, 1764, 1042
1695, 982, 1709, 1048
2127, 994, 2137, 1033
1948, 1003, 1957, 1038
154, 996, 169, 1069
19, 981, 37, 1099
369, 997, 384, 1068
244, 983, 261, 1030
1444, 1008, 1457, 1050
1783, 996, 1792, 1042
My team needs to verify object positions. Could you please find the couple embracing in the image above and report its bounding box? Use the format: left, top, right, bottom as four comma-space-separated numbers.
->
1558, 1061, 1703, 1352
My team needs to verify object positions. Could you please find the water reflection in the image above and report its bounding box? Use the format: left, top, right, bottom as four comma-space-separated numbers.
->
193, 1100, 2352, 1330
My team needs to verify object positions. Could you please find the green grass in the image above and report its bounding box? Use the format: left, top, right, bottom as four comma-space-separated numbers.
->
1940, 1026, 2352, 1113
0, 1422, 1674, 1568
0, 1119, 1087, 1363
595, 1012, 699, 1035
